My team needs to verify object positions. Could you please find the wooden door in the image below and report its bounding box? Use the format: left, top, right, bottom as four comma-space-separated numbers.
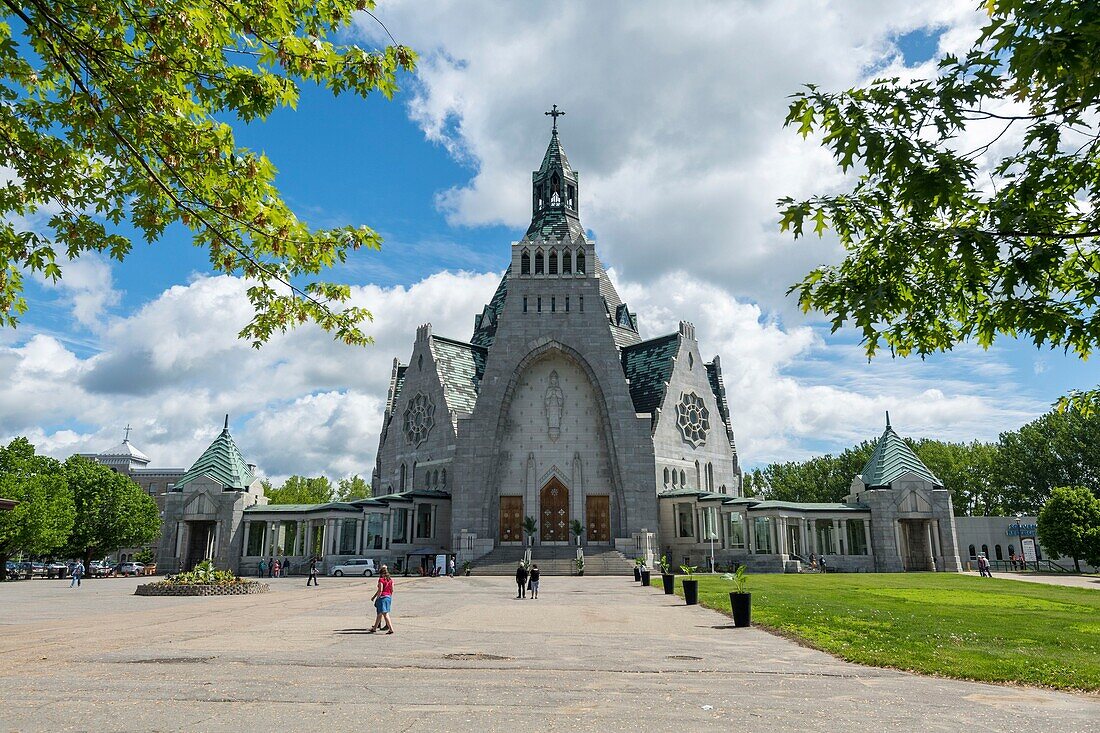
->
499, 496, 523, 543
586, 495, 611, 543
540, 479, 569, 542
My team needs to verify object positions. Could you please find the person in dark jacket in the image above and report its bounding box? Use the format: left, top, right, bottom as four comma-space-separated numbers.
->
307, 556, 319, 586
529, 564, 540, 599
515, 561, 528, 599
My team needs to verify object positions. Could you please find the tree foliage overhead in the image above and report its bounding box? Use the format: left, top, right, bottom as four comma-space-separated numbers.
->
0, 0, 415, 346
62, 455, 160, 563
336, 473, 370, 501
0, 437, 74, 579
779, 1, 1100, 409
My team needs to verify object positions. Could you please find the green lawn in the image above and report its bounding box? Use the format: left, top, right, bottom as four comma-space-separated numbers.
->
650, 572, 1100, 692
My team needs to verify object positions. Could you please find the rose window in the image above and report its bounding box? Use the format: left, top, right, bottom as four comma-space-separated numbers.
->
403, 393, 435, 446
676, 391, 710, 447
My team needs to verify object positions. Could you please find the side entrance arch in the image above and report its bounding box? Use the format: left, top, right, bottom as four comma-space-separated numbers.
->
540, 478, 569, 543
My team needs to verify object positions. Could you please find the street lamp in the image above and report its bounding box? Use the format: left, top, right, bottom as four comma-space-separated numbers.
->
705, 508, 718, 573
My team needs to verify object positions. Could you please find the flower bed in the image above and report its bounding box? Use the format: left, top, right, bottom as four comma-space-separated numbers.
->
135, 581, 268, 596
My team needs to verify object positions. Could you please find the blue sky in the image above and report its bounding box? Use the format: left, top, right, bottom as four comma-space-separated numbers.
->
4, 1, 1093, 478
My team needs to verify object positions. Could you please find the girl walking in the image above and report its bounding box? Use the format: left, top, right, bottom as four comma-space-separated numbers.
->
369, 565, 395, 635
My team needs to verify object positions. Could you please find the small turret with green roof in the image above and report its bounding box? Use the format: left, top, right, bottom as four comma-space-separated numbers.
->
175, 414, 257, 492
858, 411, 942, 489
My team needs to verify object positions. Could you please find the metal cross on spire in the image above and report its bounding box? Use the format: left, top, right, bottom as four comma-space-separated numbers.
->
545, 104, 565, 131
123, 424, 132, 442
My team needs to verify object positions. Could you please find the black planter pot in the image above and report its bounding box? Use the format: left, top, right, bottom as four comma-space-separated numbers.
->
730, 592, 751, 627
640, 569, 651, 586
683, 578, 699, 605
633, 566, 641, 582
661, 573, 675, 595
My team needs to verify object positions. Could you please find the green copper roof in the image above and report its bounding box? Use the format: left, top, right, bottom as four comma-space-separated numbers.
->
525, 128, 584, 241
430, 335, 487, 416
860, 416, 942, 488
176, 416, 256, 491
622, 333, 679, 417
471, 274, 509, 348
747, 501, 868, 512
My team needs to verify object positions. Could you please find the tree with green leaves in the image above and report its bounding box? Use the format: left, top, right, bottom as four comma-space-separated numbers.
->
996, 408, 1100, 513
266, 474, 334, 504
336, 474, 370, 501
750, 441, 876, 504
0, 437, 74, 579
1036, 486, 1100, 572
911, 439, 1001, 516
780, 1, 1100, 410
62, 455, 160, 568
1, 0, 415, 346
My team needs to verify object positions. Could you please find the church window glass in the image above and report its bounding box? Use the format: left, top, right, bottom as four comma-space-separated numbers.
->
968, 544, 976, 558
677, 504, 693, 538
523, 296, 528, 313
399, 464, 407, 491
567, 184, 576, 209
392, 509, 409, 543
995, 544, 1003, 560
754, 517, 774, 554
535, 250, 544, 274
245, 522, 265, 556
551, 296, 556, 312
521, 250, 531, 275
416, 504, 434, 539
403, 393, 435, 446
366, 514, 384, 550
549, 250, 558, 274
537, 297, 542, 313
563, 250, 572, 273
663, 468, 670, 486
846, 520, 867, 555
695, 460, 701, 489
576, 251, 586, 273
671, 470, 678, 486
579, 295, 584, 312
676, 392, 711, 447
565, 296, 570, 312
441, 469, 447, 488
680, 470, 686, 486
727, 515, 746, 549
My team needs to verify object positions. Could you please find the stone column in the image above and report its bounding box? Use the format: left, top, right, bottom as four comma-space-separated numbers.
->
746, 516, 754, 554
335, 519, 344, 555
800, 520, 809, 557
240, 521, 250, 555
863, 519, 873, 556
268, 521, 278, 557
776, 517, 787, 555
832, 519, 841, 554
355, 518, 364, 555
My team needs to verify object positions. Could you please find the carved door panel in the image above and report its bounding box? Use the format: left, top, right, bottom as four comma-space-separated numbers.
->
586, 495, 610, 543
499, 496, 523, 543
540, 479, 569, 543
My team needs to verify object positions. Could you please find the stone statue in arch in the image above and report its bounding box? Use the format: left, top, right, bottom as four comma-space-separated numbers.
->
544, 370, 565, 441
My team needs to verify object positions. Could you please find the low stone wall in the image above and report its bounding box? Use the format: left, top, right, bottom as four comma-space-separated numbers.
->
135, 582, 269, 596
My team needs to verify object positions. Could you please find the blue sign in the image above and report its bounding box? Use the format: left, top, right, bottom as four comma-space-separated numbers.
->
1007, 524, 1037, 536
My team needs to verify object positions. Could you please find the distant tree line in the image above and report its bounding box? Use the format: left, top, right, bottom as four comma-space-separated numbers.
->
744, 408, 1100, 516
262, 474, 372, 505
0, 438, 160, 580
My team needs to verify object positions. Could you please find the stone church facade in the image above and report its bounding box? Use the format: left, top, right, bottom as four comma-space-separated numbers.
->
371, 123, 743, 564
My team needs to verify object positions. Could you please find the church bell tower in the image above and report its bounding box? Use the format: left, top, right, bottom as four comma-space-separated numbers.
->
526, 105, 583, 241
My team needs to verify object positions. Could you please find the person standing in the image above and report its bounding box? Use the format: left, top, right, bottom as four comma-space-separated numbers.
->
307, 555, 319, 586
820, 556, 828, 574
369, 565, 395, 635
529, 564, 540, 599
267, 556, 274, 578
448, 558, 456, 578
515, 561, 529, 599
69, 561, 84, 588
258, 559, 266, 578
272, 559, 281, 578
282, 556, 289, 577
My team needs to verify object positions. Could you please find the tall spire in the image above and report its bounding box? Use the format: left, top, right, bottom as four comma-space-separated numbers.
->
223, 414, 230, 433
526, 109, 583, 241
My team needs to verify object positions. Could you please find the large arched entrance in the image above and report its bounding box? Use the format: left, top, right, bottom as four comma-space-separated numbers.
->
540, 477, 569, 543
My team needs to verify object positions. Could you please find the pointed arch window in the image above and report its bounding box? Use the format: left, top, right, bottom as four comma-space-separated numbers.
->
399, 464, 407, 491
549, 250, 558, 275
535, 250, 544, 275
521, 249, 531, 275
576, 250, 586, 273
441, 469, 447, 488
663, 468, 670, 486
563, 250, 572, 274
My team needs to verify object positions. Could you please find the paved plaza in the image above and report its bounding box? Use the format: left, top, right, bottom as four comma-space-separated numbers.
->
1, 575, 1098, 732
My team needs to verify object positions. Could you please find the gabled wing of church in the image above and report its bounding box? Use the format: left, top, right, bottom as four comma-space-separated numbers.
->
373, 122, 742, 561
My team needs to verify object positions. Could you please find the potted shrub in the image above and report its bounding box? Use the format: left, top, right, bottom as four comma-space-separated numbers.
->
640, 564, 651, 587
523, 516, 538, 547
729, 564, 751, 627
659, 554, 675, 595
680, 564, 699, 605
575, 556, 585, 576
570, 519, 584, 547
633, 556, 643, 582
462, 560, 471, 577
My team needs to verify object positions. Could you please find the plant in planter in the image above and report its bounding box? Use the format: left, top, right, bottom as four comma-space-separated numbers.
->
523, 516, 538, 546
680, 564, 699, 605
633, 556, 644, 582
575, 556, 585, 576
462, 560, 472, 577
570, 519, 584, 547
659, 554, 676, 595
729, 564, 751, 627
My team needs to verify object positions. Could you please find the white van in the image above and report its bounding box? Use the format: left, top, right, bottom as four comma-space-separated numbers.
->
330, 558, 377, 577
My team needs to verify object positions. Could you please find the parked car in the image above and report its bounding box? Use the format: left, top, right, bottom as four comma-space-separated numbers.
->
46, 561, 68, 578
30, 562, 47, 577
118, 562, 145, 576
89, 561, 113, 577
4, 561, 20, 579
330, 559, 377, 577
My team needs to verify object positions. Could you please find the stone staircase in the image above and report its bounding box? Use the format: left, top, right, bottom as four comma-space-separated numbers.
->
470, 545, 635, 576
